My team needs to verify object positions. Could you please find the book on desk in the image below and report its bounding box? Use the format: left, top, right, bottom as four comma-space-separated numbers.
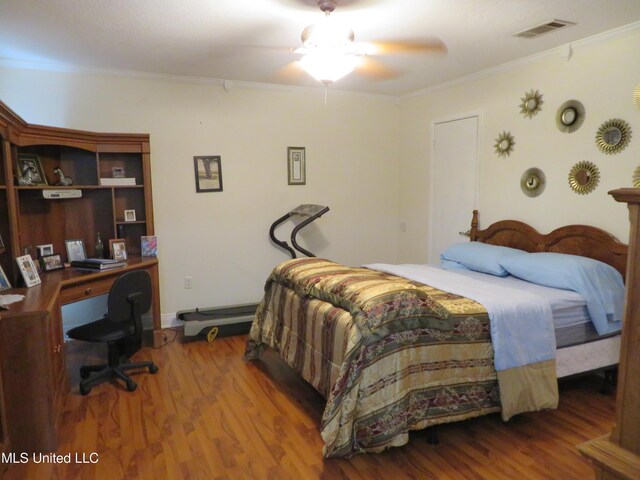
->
70, 258, 127, 270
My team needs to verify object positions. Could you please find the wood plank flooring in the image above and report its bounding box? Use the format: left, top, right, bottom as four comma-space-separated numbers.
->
4, 331, 613, 480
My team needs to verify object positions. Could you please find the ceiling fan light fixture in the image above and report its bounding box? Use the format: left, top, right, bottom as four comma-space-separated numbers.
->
299, 50, 360, 84
302, 14, 354, 50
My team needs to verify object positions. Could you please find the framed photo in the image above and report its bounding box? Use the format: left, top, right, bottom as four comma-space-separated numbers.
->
194, 156, 223, 193
287, 147, 306, 185
0, 264, 11, 291
109, 239, 128, 261
40, 254, 64, 272
112, 166, 125, 178
141, 236, 158, 257
17, 153, 48, 186
65, 239, 86, 262
124, 209, 136, 222
16, 254, 41, 287
36, 244, 54, 258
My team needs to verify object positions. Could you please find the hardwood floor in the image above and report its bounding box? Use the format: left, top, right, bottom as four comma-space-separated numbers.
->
4, 331, 614, 480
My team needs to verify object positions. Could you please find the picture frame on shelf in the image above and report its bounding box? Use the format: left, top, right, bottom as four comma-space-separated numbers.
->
36, 244, 54, 258
65, 239, 86, 262
141, 236, 158, 257
0, 265, 11, 291
17, 153, 48, 186
287, 147, 306, 185
109, 239, 128, 261
112, 166, 125, 178
124, 209, 137, 222
40, 254, 64, 272
194, 155, 223, 193
16, 254, 41, 287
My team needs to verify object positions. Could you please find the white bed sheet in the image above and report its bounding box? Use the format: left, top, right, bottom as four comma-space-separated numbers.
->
434, 267, 591, 329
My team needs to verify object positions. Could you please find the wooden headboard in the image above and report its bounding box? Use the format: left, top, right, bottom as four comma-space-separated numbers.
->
468, 210, 628, 279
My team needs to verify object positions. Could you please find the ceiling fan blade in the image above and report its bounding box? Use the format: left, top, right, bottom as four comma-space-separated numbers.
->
269, 61, 308, 83
355, 56, 400, 80
367, 38, 447, 56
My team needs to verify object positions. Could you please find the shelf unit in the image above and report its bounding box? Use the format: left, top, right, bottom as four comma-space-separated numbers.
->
0, 101, 155, 281
0, 99, 158, 455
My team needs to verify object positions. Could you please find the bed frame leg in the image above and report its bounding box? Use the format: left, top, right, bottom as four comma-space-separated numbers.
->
600, 367, 618, 395
426, 427, 439, 446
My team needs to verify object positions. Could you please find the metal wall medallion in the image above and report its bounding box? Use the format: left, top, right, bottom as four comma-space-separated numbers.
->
634, 84, 640, 110
556, 99, 585, 133
519, 89, 544, 119
596, 118, 631, 155
633, 165, 640, 188
494, 131, 515, 157
520, 168, 546, 197
568, 161, 600, 195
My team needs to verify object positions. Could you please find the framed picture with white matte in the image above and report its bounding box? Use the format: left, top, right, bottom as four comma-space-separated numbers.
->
287, 147, 306, 185
16, 254, 41, 288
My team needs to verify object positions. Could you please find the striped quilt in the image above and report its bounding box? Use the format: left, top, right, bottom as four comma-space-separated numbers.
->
245, 258, 501, 457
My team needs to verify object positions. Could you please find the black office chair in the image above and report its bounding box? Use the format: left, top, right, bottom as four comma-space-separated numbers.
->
67, 270, 159, 395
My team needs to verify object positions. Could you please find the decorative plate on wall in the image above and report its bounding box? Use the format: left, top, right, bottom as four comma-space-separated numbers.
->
519, 89, 544, 119
520, 168, 546, 197
568, 161, 600, 195
633, 165, 640, 188
494, 131, 515, 157
595, 118, 631, 155
556, 99, 585, 133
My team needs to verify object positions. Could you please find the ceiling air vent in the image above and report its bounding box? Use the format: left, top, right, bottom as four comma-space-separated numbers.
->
514, 19, 575, 39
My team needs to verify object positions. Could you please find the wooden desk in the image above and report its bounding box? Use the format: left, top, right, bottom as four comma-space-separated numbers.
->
0, 256, 161, 454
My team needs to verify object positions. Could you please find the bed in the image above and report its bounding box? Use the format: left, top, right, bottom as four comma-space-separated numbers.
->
245, 210, 627, 458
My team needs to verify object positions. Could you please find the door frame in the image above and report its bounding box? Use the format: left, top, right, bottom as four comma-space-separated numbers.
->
428, 112, 482, 263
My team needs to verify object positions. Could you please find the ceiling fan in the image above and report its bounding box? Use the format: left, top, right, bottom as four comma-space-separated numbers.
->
291, 0, 447, 85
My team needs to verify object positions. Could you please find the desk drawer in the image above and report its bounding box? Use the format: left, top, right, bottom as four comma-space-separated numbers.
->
60, 276, 115, 304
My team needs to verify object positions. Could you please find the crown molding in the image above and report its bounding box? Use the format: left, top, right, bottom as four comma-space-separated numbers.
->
401, 20, 640, 100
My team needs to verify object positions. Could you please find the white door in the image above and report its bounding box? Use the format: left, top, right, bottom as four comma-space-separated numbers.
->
428, 116, 479, 264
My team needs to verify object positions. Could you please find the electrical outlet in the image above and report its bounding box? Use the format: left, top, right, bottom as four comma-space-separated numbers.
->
184, 276, 192, 289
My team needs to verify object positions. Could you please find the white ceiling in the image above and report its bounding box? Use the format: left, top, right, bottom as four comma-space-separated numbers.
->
1, 0, 640, 96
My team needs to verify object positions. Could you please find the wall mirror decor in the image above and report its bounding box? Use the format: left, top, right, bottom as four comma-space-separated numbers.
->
494, 131, 515, 157
595, 118, 631, 155
568, 161, 600, 195
634, 84, 640, 110
633, 165, 640, 188
519, 89, 544, 119
520, 167, 546, 197
556, 99, 585, 133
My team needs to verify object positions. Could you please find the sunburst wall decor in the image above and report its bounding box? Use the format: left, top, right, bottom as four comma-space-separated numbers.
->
520, 168, 546, 197
634, 84, 640, 110
633, 165, 640, 188
568, 161, 600, 195
556, 99, 585, 133
519, 89, 544, 119
494, 131, 515, 157
596, 118, 632, 155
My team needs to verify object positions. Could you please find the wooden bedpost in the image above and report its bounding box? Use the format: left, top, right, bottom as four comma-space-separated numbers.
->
469, 210, 479, 241
577, 188, 640, 480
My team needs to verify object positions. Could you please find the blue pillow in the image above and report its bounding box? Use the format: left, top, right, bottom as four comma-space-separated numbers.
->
440, 242, 527, 276
440, 259, 471, 271
499, 252, 624, 335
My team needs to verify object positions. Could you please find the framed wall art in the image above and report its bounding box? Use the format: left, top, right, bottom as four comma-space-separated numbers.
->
287, 147, 306, 185
109, 239, 128, 261
16, 254, 41, 287
65, 239, 86, 262
40, 254, 64, 272
194, 156, 223, 192
17, 153, 48, 186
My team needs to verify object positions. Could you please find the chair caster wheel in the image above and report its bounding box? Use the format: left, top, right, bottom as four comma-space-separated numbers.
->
149, 365, 159, 374
126, 380, 137, 392
80, 367, 91, 379
80, 383, 92, 395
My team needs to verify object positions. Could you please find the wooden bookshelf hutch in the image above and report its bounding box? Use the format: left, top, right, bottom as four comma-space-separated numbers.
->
0, 100, 161, 464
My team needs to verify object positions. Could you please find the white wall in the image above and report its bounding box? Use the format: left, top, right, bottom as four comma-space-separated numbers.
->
0, 68, 401, 320
398, 26, 640, 263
